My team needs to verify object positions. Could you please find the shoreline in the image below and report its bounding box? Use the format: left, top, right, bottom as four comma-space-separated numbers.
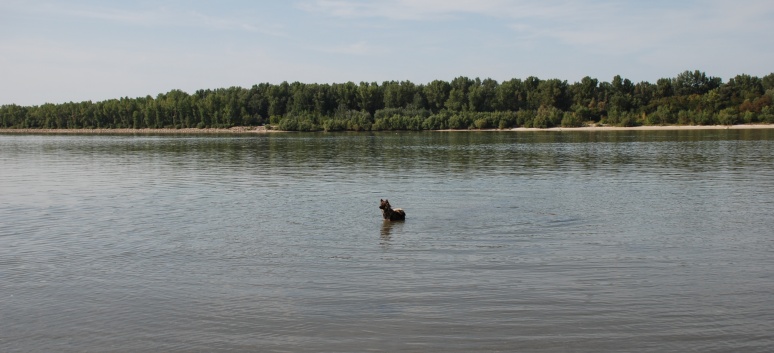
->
509, 124, 774, 132
1, 124, 773, 135
0, 126, 280, 134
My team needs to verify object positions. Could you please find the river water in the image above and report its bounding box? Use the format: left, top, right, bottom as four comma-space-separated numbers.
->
1, 130, 773, 352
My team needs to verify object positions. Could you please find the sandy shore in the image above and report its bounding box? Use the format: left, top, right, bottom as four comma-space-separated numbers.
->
0, 126, 279, 134
436, 124, 774, 132
509, 124, 774, 132
1, 124, 773, 134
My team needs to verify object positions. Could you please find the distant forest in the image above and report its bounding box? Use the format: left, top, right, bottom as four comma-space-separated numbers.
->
2, 70, 773, 131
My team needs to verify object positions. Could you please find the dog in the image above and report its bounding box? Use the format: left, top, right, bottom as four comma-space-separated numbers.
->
379, 199, 406, 221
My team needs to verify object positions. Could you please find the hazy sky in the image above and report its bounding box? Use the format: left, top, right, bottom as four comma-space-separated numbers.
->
2, 0, 773, 106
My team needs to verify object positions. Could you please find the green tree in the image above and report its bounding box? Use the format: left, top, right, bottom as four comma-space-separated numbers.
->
674, 70, 721, 96
532, 106, 563, 128
331, 82, 359, 111
445, 76, 474, 111
570, 76, 598, 108
424, 80, 451, 113
496, 78, 526, 111
268, 82, 290, 117
532, 79, 570, 110
382, 80, 417, 109
654, 78, 674, 99
357, 82, 383, 116
468, 78, 498, 112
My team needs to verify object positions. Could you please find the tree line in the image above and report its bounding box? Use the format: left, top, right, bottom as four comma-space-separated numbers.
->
2, 70, 773, 131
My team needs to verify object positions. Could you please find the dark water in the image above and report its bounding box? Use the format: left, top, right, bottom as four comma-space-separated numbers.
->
1, 130, 773, 352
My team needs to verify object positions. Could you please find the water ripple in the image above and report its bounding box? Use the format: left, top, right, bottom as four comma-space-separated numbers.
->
1, 131, 773, 352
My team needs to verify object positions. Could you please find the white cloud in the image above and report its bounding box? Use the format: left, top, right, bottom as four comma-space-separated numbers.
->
297, 0, 594, 21
298, 0, 774, 55
11, 2, 287, 37
2, 0, 773, 105
0, 30, 364, 105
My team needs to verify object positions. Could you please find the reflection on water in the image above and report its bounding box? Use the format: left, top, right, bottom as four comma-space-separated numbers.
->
1, 130, 774, 352
380, 220, 405, 247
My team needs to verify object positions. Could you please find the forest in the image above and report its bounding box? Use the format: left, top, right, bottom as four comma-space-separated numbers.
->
1, 70, 773, 131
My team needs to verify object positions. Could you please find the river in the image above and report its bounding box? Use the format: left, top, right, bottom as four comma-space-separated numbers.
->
1, 130, 773, 352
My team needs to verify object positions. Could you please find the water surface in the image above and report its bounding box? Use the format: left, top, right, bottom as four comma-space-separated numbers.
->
1, 130, 773, 352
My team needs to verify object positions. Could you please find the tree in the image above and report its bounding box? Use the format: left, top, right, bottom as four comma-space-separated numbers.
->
424, 80, 450, 113
331, 82, 358, 111
726, 74, 764, 102
246, 84, 270, 124
445, 76, 474, 111
268, 81, 290, 117
532, 105, 562, 128
357, 82, 383, 116
2, 70, 772, 131
532, 79, 570, 110
612, 75, 634, 95
655, 78, 674, 99
762, 73, 774, 91
468, 78, 498, 112
382, 81, 416, 109
496, 78, 526, 111
570, 76, 598, 108
674, 70, 721, 96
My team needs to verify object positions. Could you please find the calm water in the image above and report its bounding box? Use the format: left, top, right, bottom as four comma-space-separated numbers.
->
1, 130, 773, 352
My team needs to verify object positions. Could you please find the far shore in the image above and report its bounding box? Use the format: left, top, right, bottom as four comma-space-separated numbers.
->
0, 126, 279, 134
509, 124, 774, 132
1, 124, 774, 135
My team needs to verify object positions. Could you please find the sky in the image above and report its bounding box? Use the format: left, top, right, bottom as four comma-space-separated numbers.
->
1, 0, 773, 106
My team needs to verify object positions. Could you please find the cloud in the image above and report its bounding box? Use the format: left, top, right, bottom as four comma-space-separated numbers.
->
297, 0, 591, 21
10, 2, 287, 37
298, 0, 774, 51
0, 35, 332, 105
296, 0, 774, 82
3, 0, 773, 105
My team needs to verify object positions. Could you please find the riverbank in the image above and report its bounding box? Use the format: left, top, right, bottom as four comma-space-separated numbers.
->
1, 124, 774, 134
508, 124, 774, 132
0, 126, 279, 134
438, 124, 774, 132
